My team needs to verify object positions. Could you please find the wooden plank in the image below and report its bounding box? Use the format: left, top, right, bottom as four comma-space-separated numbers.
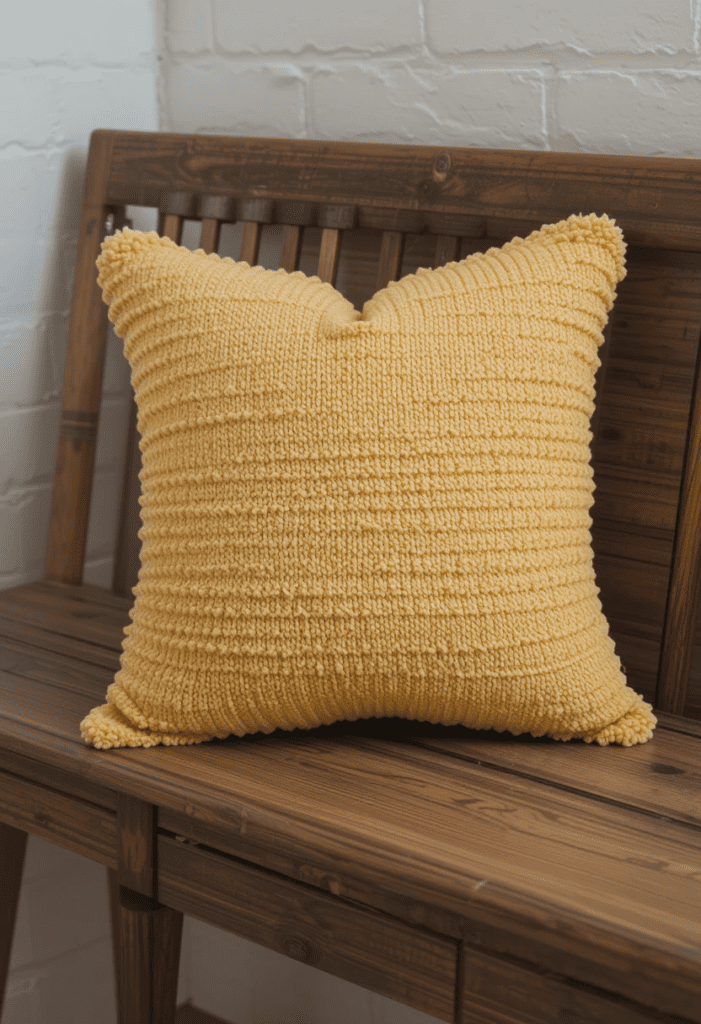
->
199, 217, 220, 255
0, 767, 116, 868
459, 943, 689, 1024
239, 221, 261, 266
45, 131, 114, 584
434, 233, 460, 268
0, 634, 119, 700
317, 227, 342, 284
101, 131, 701, 251
0, 614, 121, 672
375, 230, 404, 291
658, 321, 701, 713
404, 717, 701, 830
280, 223, 303, 272
0, 582, 129, 651
158, 834, 458, 1023
39, 578, 133, 612
162, 214, 184, 244
0, 741, 116, 810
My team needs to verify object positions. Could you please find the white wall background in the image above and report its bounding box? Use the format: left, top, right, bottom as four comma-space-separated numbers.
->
3, 1, 701, 1022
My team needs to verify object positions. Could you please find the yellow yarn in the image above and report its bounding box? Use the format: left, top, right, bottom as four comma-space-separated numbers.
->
80, 213, 657, 750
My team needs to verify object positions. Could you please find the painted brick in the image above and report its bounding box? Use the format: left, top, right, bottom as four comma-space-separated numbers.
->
0, 231, 77, 347
0, 312, 68, 409
212, 0, 421, 54
164, 60, 305, 135
309, 63, 546, 147
0, 404, 60, 495
0, 71, 60, 149
425, 0, 695, 54
555, 70, 701, 156
0, 485, 51, 578
0, 454, 120, 578
167, 0, 213, 54
0, 152, 67, 256
0, 0, 155, 68
57, 67, 158, 141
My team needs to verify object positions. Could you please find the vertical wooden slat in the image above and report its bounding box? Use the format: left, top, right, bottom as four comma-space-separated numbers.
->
434, 234, 461, 268
0, 822, 27, 1021
316, 205, 356, 286
160, 192, 194, 245
657, 322, 701, 713
199, 217, 221, 255
376, 230, 405, 291
237, 199, 273, 267
198, 196, 236, 254
239, 221, 262, 266
280, 223, 303, 272
45, 130, 115, 584
162, 214, 184, 244
317, 228, 342, 285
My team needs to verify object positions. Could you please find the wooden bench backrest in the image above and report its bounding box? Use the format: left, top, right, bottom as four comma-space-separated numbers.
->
45, 129, 701, 721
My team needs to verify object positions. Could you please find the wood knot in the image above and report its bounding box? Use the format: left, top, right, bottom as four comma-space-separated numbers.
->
433, 153, 451, 183
278, 932, 320, 966
283, 937, 309, 960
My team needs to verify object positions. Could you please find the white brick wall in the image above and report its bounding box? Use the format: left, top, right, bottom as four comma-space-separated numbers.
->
1, 1, 159, 1022
3, 0, 701, 1023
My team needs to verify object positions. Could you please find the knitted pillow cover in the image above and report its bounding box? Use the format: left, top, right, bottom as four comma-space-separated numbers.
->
80, 213, 657, 750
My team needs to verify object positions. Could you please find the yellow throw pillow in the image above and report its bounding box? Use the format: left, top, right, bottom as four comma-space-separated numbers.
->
80, 214, 657, 750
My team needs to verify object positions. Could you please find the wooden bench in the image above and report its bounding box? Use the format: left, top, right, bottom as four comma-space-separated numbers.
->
1, 129, 701, 1024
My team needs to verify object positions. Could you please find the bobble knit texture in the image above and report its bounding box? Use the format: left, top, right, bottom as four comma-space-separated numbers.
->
80, 214, 657, 750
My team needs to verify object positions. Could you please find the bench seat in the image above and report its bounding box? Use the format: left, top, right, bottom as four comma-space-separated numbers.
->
1, 579, 700, 1024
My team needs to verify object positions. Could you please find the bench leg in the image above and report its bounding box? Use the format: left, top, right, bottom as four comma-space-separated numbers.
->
0, 822, 28, 1020
115, 882, 183, 1024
